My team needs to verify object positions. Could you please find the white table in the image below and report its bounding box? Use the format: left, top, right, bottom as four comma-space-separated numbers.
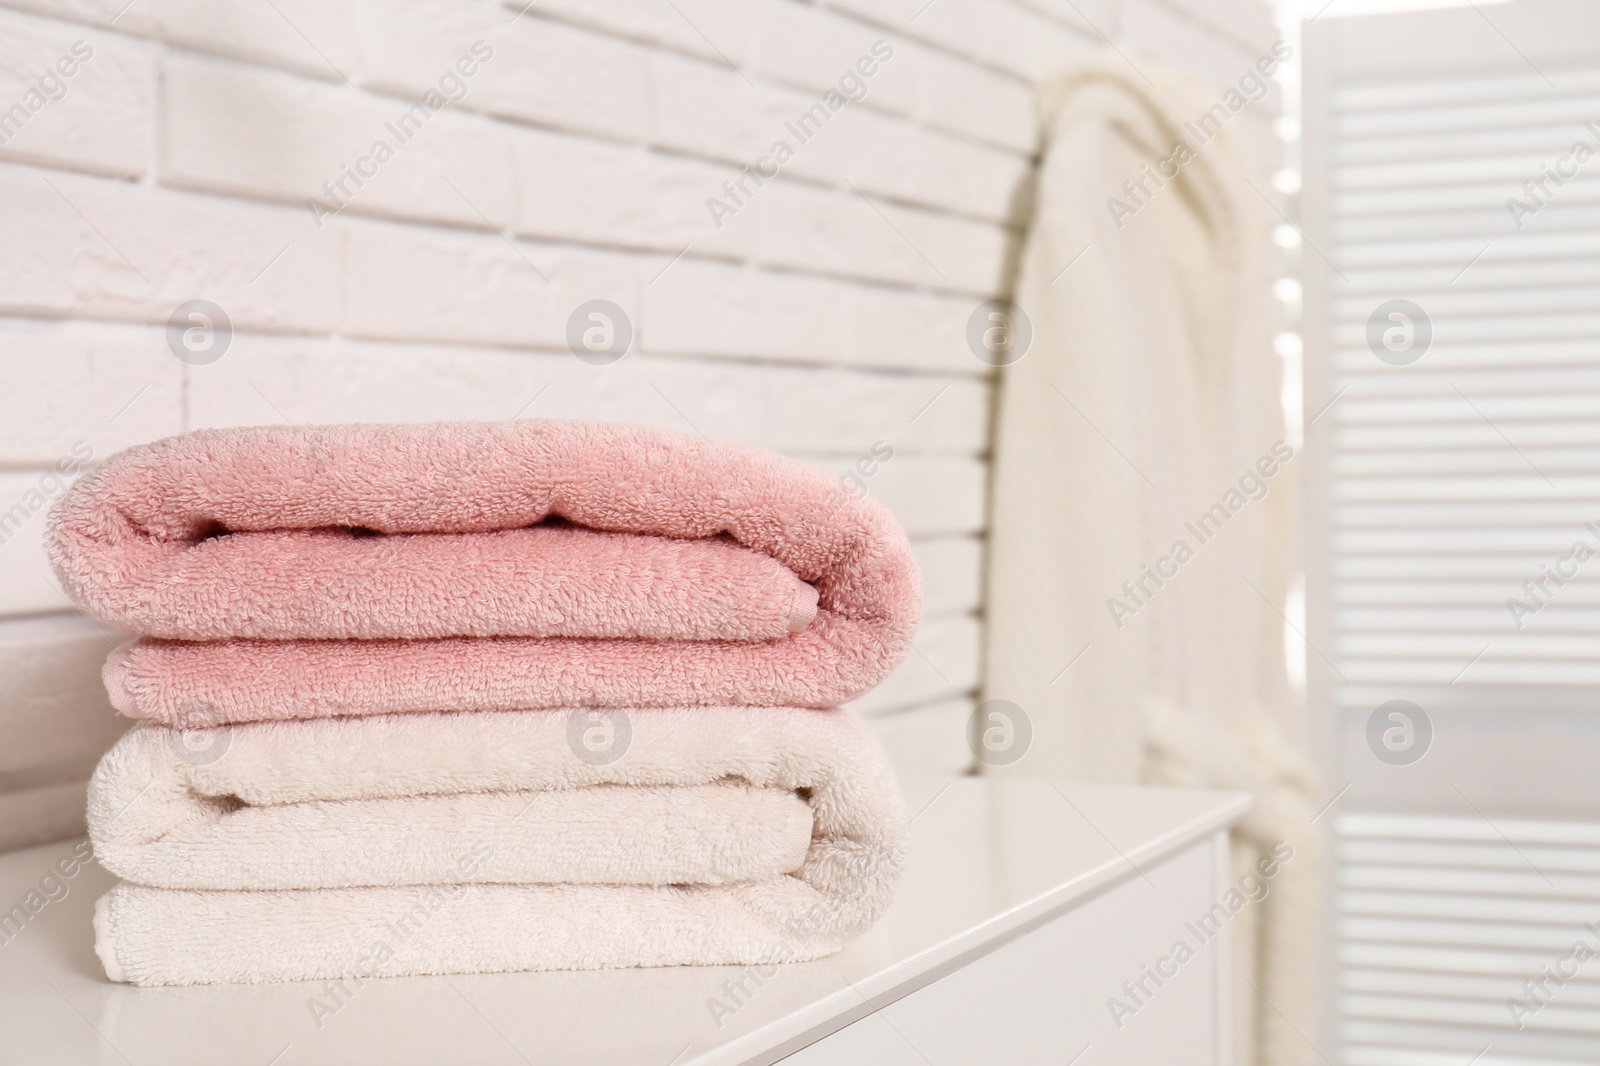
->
0, 777, 1248, 1065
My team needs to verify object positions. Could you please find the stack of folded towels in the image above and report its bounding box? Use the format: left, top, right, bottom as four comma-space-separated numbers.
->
47, 420, 919, 987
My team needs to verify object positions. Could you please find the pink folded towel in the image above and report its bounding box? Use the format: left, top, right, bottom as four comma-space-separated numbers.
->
51, 421, 920, 724
58, 523, 818, 642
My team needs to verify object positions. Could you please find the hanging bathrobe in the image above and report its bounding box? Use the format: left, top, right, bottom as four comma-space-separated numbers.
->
981, 56, 1324, 1066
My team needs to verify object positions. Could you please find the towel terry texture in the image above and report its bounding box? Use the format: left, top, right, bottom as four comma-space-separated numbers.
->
56, 419, 916, 987
89, 706, 905, 986
59, 524, 820, 642
50, 420, 920, 723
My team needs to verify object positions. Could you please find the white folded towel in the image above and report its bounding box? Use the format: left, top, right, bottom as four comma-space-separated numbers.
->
88, 706, 905, 986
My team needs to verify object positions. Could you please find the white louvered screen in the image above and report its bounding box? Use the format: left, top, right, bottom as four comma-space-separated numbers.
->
1338, 813, 1600, 1065
1331, 69, 1600, 705
1325, 57, 1600, 1066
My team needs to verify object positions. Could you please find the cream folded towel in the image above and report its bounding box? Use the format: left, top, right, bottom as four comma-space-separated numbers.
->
88, 705, 906, 986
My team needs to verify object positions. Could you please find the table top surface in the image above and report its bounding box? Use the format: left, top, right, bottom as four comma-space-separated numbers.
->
0, 775, 1248, 1066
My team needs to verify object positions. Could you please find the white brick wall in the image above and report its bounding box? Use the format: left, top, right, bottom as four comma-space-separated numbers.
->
0, 0, 1278, 844
0, 8, 149, 177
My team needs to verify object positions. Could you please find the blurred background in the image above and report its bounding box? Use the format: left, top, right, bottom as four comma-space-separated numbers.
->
1303, 3, 1600, 1064
1, 0, 1597, 1063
